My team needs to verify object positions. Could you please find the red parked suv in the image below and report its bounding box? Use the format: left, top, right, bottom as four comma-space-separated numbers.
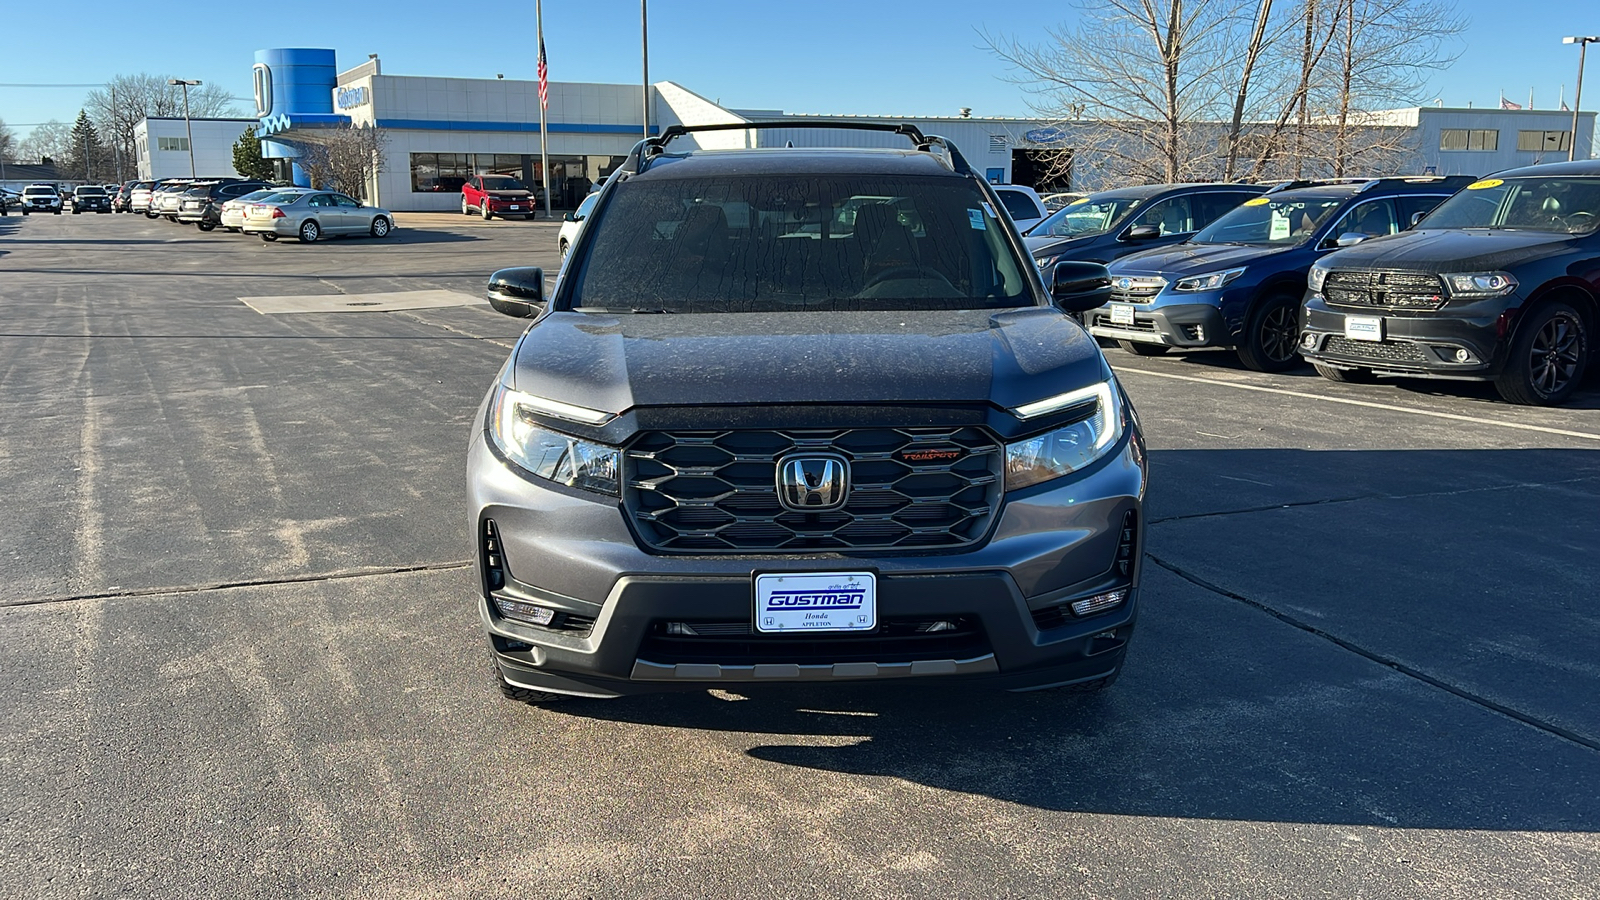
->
462, 174, 537, 220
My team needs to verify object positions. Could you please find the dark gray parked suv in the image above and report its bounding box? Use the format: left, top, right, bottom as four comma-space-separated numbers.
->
469, 122, 1146, 703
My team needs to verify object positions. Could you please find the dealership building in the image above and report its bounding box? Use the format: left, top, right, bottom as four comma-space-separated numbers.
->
133, 47, 1598, 211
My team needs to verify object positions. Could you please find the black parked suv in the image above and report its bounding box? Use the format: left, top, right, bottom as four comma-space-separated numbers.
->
1303, 160, 1600, 405
469, 122, 1146, 703
1090, 176, 1474, 371
1024, 182, 1267, 269
178, 180, 271, 230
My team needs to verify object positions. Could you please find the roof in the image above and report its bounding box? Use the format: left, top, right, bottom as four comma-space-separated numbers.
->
631, 147, 966, 180
1492, 159, 1600, 178
1084, 182, 1257, 201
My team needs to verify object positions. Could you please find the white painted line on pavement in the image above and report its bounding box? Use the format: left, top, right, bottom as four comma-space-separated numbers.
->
1117, 367, 1600, 443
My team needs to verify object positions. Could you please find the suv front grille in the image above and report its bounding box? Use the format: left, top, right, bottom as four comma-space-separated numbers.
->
1324, 270, 1444, 310
638, 616, 990, 664
1323, 335, 1429, 362
1109, 276, 1166, 304
624, 426, 1003, 553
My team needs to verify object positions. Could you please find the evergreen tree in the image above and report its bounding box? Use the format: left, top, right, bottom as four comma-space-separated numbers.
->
66, 110, 108, 181
232, 126, 277, 181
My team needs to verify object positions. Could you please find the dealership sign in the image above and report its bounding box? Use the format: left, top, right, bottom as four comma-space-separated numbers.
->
1024, 127, 1069, 144
336, 86, 371, 110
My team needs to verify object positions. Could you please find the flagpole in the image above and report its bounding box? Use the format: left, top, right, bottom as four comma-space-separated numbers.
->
537, 0, 551, 219
641, 0, 650, 141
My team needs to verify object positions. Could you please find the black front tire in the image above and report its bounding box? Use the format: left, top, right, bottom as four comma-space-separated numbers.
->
489, 647, 568, 705
261, 233, 278, 242
371, 216, 391, 238
1494, 301, 1589, 406
197, 222, 215, 232
1117, 340, 1170, 356
1236, 295, 1302, 372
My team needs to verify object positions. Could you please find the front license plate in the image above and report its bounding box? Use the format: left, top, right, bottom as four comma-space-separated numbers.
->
509, 205, 520, 210
755, 572, 876, 633
1345, 315, 1383, 342
1110, 303, 1135, 325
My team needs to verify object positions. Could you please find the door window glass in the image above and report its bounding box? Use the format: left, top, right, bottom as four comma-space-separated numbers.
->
1130, 196, 1194, 235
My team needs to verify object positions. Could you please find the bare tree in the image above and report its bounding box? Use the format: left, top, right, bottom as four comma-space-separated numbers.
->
0, 118, 17, 162
16, 121, 72, 168
84, 74, 241, 181
294, 125, 389, 199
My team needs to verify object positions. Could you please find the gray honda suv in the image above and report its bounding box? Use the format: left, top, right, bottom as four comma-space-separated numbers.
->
468, 122, 1146, 703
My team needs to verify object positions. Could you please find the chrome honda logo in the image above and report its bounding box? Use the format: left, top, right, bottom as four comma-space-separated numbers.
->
777, 455, 850, 511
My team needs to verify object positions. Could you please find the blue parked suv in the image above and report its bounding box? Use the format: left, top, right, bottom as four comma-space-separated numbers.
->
1024, 183, 1266, 268
1087, 176, 1476, 370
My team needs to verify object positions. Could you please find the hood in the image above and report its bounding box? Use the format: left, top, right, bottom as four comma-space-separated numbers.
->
1024, 233, 1098, 256
488, 190, 533, 199
509, 308, 1107, 414
1319, 228, 1580, 272
1108, 241, 1294, 277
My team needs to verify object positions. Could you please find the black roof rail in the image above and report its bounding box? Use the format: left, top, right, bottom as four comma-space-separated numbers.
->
613, 119, 973, 178
1262, 177, 1371, 194
1356, 174, 1479, 192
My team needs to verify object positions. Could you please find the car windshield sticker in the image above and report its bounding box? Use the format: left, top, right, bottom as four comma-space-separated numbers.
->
982, 201, 999, 221
968, 208, 987, 230
1467, 178, 1504, 190
1269, 209, 1292, 241
1243, 197, 1271, 206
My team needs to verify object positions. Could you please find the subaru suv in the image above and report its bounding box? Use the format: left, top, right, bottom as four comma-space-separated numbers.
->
1025, 183, 1266, 269
1088, 177, 1473, 370
469, 121, 1145, 703
1302, 160, 1600, 405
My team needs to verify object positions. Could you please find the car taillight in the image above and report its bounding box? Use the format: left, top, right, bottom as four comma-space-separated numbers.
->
271, 207, 285, 218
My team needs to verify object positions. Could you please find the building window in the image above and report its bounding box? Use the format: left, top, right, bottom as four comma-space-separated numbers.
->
1517, 130, 1572, 152
1439, 129, 1498, 152
410, 151, 627, 206
409, 153, 471, 192
157, 137, 190, 152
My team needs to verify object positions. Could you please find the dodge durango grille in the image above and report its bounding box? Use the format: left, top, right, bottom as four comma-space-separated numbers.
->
624, 426, 1002, 553
1324, 270, 1444, 310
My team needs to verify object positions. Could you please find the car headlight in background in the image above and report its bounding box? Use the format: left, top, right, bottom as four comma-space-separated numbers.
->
1307, 262, 1331, 293
490, 385, 620, 495
1006, 380, 1124, 490
1442, 271, 1517, 299
1173, 266, 1247, 292
1034, 254, 1060, 269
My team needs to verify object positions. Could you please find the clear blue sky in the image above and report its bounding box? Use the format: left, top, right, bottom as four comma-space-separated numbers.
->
1, 0, 1595, 136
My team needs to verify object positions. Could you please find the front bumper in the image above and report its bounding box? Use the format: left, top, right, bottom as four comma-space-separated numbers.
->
1300, 291, 1510, 379
489, 200, 534, 215
470, 420, 1146, 698
1085, 300, 1229, 348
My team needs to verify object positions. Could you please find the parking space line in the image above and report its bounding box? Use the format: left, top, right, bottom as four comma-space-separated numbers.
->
1116, 367, 1600, 442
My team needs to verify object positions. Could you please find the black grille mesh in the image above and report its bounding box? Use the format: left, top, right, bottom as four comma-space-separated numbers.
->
1324, 270, 1444, 310
1323, 336, 1429, 361
624, 427, 1002, 553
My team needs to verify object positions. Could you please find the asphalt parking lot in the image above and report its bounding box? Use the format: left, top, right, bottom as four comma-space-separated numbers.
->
2, 210, 1598, 899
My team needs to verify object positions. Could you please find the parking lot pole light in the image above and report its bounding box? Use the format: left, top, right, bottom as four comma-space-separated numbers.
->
168, 79, 201, 177
1565, 37, 1599, 162
642, 0, 650, 141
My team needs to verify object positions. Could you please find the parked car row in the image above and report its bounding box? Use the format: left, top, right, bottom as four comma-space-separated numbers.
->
1040, 162, 1598, 406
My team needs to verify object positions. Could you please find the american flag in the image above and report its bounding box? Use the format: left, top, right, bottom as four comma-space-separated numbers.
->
1500, 93, 1522, 110
537, 34, 549, 111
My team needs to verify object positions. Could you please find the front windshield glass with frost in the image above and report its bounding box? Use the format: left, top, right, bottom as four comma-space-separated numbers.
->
1193, 196, 1346, 245
481, 175, 526, 191
569, 175, 1032, 313
1419, 177, 1600, 234
77, 187, 106, 195
1029, 196, 1143, 239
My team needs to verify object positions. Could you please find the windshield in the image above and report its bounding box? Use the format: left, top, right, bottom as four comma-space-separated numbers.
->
1193, 195, 1346, 245
23, 187, 53, 195
570, 175, 1032, 313
258, 192, 306, 204
481, 175, 526, 191
235, 190, 277, 203
1028, 195, 1144, 239
1419, 177, 1600, 234
77, 187, 105, 195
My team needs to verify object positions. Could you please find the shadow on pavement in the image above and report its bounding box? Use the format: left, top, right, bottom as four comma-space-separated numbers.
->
550, 447, 1600, 832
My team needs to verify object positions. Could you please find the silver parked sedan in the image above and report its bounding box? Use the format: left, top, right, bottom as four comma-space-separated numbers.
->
220, 188, 310, 232
241, 190, 395, 243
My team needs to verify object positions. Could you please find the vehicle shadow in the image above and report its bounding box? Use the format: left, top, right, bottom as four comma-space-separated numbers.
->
551, 447, 1600, 833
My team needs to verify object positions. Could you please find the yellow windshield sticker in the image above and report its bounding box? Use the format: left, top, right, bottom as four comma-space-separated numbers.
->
1068, 196, 1090, 205
1466, 178, 1503, 190
1243, 197, 1271, 206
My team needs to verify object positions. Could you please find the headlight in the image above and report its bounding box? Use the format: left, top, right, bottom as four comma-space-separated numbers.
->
490, 385, 620, 495
1307, 262, 1331, 293
1034, 254, 1060, 269
1005, 380, 1124, 490
1173, 266, 1247, 292
1441, 271, 1517, 299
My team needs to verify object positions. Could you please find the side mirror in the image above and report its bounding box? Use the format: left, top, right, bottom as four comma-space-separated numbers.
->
486, 267, 547, 318
1124, 224, 1161, 241
1050, 260, 1113, 313
1409, 211, 1426, 227
1335, 232, 1369, 247
562, 212, 575, 223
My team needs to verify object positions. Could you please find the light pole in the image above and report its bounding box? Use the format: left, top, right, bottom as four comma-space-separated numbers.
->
641, 0, 650, 140
168, 78, 201, 177
1563, 37, 1598, 162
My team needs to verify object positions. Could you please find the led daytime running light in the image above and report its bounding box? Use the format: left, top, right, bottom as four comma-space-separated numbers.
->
511, 391, 615, 425
1012, 381, 1116, 444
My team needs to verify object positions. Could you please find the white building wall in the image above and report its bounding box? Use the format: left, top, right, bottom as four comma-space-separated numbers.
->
136, 118, 256, 179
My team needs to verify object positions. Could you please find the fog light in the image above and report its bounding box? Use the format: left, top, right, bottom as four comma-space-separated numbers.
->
1070, 587, 1129, 617
917, 620, 958, 633
1301, 333, 1318, 350
1454, 348, 1471, 362
493, 596, 556, 626
665, 622, 699, 636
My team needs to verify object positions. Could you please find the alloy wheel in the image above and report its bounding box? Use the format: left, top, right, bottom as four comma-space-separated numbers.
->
1259, 304, 1299, 363
1529, 312, 1583, 397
